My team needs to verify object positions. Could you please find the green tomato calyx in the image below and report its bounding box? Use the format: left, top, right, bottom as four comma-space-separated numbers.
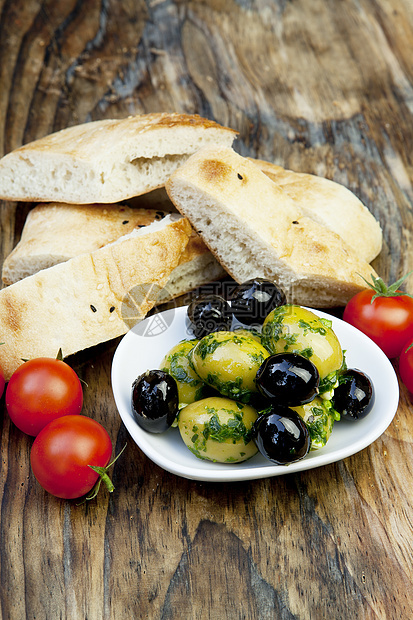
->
79, 443, 127, 504
359, 272, 413, 302
404, 342, 413, 354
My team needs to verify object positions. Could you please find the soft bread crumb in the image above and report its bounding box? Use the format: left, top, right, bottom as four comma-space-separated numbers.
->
0, 114, 237, 203
166, 146, 378, 308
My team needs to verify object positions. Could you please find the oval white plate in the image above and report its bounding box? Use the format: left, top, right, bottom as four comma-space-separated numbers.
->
111, 306, 399, 482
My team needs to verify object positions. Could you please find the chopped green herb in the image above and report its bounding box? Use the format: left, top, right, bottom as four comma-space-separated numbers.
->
296, 347, 314, 359
298, 319, 327, 336
205, 373, 253, 403
298, 399, 339, 449
202, 411, 252, 445
319, 371, 338, 394
320, 318, 333, 329
248, 351, 266, 366
195, 335, 231, 360
284, 333, 298, 346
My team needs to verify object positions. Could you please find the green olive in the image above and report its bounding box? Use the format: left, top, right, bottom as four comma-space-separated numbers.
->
291, 396, 340, 450
262, 305, 343, 379
191, 331, 270, 402
160, 339, 208, 407
178, 396, 258, 463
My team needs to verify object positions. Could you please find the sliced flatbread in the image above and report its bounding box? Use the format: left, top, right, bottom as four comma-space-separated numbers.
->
1, 203, 226, 296
0, 215, 192, 380
2, 204, 168, 283
0, 113, 237, 204
252, 158, 382, 263
166, 147, 379, 308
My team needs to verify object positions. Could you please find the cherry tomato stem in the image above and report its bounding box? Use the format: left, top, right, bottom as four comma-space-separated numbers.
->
360, 271, 413, 302
83, 444, 127, 502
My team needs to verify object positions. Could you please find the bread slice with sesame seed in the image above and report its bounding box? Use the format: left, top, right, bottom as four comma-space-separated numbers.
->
0, 215, 192, 380
1, 202, 226, 299
165, 146, 379, 308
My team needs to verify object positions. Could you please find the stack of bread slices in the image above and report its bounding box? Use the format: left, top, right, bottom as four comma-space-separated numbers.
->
0, 113, 382, 379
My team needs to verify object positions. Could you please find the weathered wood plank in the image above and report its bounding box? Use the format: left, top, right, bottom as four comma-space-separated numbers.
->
0, 1, 412, 618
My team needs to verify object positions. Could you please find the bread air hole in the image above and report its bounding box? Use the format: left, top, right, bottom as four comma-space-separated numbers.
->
129, 154, 189, 177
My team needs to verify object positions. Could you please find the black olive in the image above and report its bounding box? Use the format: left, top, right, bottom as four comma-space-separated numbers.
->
256, 353, 319, 406
131, 370, 179, 433
253, 406, 310, 465
187, 294, 232, 338
229, 278, 287, 325
332, 369, 374, 421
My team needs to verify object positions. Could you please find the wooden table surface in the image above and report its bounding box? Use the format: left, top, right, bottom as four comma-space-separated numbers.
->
1, 1, 413, 618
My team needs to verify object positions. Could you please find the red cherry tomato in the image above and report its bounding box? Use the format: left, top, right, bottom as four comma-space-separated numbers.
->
30, 415, 113, 499
399, 342, 413, 393
6, 358, 83, 436
343, 274, 413, 359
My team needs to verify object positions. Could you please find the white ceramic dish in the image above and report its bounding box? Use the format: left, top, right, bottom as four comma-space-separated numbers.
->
111, 306, 399, 482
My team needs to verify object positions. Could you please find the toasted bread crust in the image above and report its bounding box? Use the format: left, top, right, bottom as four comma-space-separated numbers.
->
8, 114, 237, 157
0, 216, 192, 380
2, 204, 168, 284
251, 157, 382, 263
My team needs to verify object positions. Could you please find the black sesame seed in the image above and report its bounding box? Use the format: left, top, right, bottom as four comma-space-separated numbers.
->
109, 306, 115, 313
122, 220, 129, 225
292, 221, 299, 224
90, 305, 97, 312
237, 173, 243, 180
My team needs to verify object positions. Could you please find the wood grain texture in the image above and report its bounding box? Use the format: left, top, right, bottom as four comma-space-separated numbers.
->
1, 1, 413, 618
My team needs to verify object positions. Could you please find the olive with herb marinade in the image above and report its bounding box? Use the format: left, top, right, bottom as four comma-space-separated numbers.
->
262, 305, 343, 380
160, 339, 209, 408
191, 331, 270, 402
253, 406, 310, 465
187, 294, 232, 338
291, 396, 339, 450
178, 396, 258, 463
332, 369, 374, 421
256, 352, 320, 406
131, 370, 179, 433
230, 277, 287, 325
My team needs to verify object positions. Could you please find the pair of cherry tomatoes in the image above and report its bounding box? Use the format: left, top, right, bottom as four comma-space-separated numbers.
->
343, 273, 413, 392
4, 357, 114, 500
